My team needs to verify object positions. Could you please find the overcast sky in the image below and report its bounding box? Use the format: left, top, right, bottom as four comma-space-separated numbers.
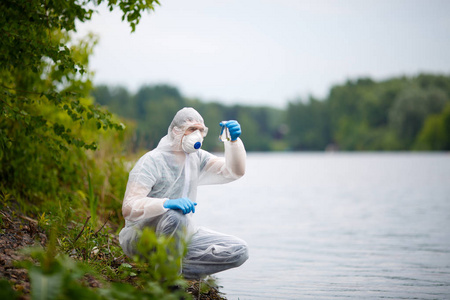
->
75, 0, 450, 108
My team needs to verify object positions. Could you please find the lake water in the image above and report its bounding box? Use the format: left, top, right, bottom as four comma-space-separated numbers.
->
194, 153, 450, 299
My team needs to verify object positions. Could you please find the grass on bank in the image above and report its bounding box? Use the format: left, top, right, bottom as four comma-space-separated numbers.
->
1, 191, 226, 300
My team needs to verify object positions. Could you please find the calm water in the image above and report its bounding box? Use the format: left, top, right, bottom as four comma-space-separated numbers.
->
194, 153, 450, 299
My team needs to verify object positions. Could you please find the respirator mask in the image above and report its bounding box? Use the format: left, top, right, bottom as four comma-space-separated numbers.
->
182, 130, 204, 153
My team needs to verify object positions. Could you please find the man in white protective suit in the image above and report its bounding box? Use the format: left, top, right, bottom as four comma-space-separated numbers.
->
119, 107, 249, 279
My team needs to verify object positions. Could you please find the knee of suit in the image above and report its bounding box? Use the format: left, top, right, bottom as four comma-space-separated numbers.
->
156, 210, 189, 236
232, 240, 249, 268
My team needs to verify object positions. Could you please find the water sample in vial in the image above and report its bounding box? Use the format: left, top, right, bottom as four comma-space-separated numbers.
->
219, 121, 231, 142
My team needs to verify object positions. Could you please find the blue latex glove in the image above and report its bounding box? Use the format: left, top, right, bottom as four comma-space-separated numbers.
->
220, 120, 241, 141
163, 197, 197, 214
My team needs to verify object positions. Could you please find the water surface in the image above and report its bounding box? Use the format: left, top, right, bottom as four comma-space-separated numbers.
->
195, 153, 450, 299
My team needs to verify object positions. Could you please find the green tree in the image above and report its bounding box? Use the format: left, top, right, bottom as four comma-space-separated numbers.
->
285, 74, 450, 151
287, 97, 330, 150
91, 74, 450, 152
92, 86, 288, 152
1, 0, 160, 205
414, 104, 450, 150
92, 85, 134, 118
389, 87, 448, 147
136, 85, 186, 149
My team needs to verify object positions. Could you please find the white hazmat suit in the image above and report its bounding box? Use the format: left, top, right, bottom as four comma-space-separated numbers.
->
119, 107, 249, 279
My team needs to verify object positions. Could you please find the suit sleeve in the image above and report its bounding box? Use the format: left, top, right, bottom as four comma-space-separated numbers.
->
198, 138, 246, 185
122, 155, 168, 222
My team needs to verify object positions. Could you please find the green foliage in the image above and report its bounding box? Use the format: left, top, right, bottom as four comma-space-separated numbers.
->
233, 106, 285, 151
20, 230, 99, 300
0, 0, 159, 75
0, 29, 126, 210
0, 0, 151, 220
287, 74, 450, 151
0, 0, 159, 186
92, 74, 450, 153
108, 0, 161, 32
414, 103, 450, 150
389, 87, 448, 147
92, 84, 185, 150
87, 174, 99, 226
0, 279, 18, 300
125, 228, 190, 299
287, 97, 330, 150
92, 85, 288, 152
19, 227, 189, 300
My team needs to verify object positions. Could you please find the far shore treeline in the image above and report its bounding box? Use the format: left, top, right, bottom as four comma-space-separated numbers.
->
92, 73, 450, 152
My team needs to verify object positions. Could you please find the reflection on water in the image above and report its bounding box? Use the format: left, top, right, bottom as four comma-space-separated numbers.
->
195, 153, 450, 299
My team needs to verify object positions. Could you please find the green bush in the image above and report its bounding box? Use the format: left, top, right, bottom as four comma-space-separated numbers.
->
19, 228, 190, 300
414, 103, 450, 150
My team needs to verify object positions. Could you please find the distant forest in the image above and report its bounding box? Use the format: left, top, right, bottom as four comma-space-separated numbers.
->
92, 73, 450, 152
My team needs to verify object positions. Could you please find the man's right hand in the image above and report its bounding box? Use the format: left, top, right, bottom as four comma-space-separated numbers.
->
163, 197, 197, 214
